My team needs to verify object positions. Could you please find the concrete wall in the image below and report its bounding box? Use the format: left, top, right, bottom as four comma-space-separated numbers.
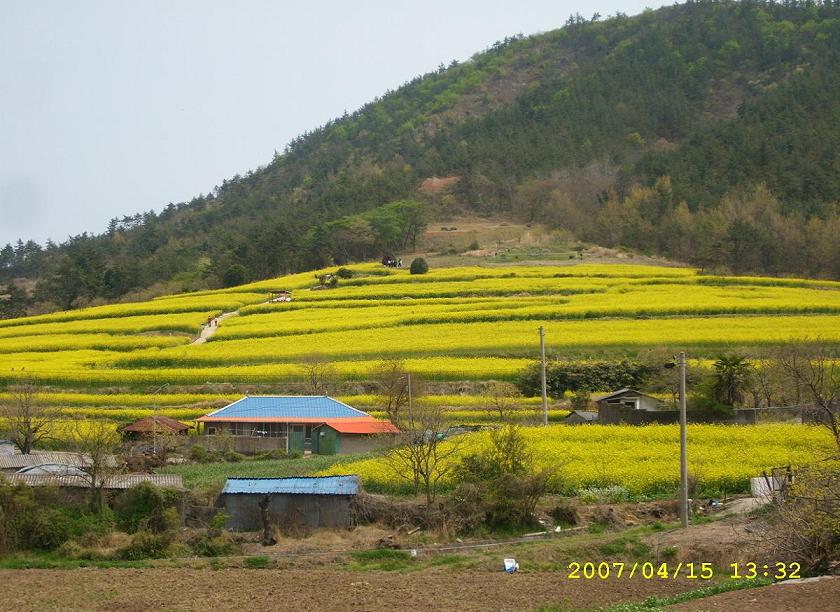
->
221, 493, 354, 531
232, 436, 286, 454
599, 403, 678, 425
337, 434, 396, 455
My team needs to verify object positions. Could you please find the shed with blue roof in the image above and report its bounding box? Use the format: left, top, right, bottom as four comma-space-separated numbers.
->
196, 396, 398, 455
218, 475, 360, 531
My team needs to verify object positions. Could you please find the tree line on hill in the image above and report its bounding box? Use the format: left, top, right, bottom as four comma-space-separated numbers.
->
2, 0, 840, 316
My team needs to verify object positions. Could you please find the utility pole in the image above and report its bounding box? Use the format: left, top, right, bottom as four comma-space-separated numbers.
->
539, 326, 548, 426
678, 351, 689, 528
151, 383, 169, 455
407, 372, 413, 422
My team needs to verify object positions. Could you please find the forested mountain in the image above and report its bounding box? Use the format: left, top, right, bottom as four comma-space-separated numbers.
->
3, 0, 840, 315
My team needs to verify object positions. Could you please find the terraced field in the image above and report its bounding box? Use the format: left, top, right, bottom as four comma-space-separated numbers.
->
1, 262, 838, 432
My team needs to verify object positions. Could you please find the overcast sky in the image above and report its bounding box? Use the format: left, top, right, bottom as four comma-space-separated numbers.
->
0, 0, 670, 247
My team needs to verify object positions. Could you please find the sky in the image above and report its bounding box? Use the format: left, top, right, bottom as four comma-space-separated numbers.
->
0, 0, 670, 247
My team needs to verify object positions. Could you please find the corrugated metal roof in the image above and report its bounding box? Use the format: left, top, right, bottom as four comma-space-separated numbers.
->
0, 451, 91, 470
198, 396, 370, 422
222, 475, 359, 496
1, 473, 184, 490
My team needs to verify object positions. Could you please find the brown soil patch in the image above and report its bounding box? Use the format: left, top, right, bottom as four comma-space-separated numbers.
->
0, 567, 706, 612
646, 516, 770, 568
239, 524, 394, 556
669, 575, 840, 611
419, 176, 460, 194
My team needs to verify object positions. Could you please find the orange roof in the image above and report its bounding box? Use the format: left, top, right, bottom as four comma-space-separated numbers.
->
324, 419, 400, 434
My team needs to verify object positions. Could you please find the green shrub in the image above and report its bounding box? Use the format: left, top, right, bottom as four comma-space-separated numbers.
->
192, 534, 236, 557
409, 257, 429, 275
335, 267, 354, 279
222, 264, 248, 288
517, 359, 655, 398
224, 451, 245, 463
189, 445, 211, 463
0, 483, 113, 553
113, 482, 182, 534
245, 555, 271, 569
188, 511, 236, 557
661, 545, 678, 559
117, 529, 175, 560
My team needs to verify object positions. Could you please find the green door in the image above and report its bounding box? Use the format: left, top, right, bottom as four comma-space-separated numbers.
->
288, 425, 305, 455
317, 425, 338, 455
310, 426, 320, 454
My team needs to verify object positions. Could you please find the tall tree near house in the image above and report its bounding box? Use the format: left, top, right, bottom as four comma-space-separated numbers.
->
1, 379, 53, 454
386, 398, 463, 506
301, 354, 337, 395
776, 342, 840, 452
485, 381, 520, 422
372, 358, 412, 422
73, 418, 122, 513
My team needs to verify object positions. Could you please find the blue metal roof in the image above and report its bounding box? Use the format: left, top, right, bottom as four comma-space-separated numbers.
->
204, 396, 369, 420
222, 475, 360, 496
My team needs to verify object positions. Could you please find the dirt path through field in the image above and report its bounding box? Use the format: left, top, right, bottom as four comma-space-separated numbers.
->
191, 311, 238, 345
0, 567, 706, 611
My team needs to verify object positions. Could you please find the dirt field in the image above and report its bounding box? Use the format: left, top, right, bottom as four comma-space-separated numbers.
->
669, 576, 840, 611
0, 567, 706, 611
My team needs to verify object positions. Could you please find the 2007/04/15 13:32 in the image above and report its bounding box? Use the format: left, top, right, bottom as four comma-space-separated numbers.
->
566, 561, 801, 580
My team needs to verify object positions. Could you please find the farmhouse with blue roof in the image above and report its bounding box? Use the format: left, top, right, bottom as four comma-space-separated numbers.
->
196, 396, 398, 455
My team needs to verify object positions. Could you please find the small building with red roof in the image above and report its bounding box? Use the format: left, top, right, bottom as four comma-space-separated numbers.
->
195, 396, 398, 455
121, 415, 193, 440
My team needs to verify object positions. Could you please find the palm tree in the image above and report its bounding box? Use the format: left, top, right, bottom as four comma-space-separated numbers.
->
712, 354, 754, 407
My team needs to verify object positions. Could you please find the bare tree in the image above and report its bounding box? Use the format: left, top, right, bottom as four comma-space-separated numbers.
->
73, 418, 122, 513
485, 381, 520, 422
387, 395, 462, 506
776, 342, 840, 452
301, 354, 336, 395
1, 379, 53, 454
371, 358, 411, 422
763, 462, 840, 573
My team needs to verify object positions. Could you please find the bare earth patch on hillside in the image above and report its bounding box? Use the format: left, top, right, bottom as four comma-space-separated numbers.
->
419, 218, 685, 269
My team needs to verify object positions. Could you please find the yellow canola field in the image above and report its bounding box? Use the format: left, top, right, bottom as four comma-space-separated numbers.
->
320, 424, 834, 496
1, 263, 839, 391
0, 311, 213, 339
218, 284, 840, 341
0, 292, 268, 329
0, 333, 188, 354
0, 356, 534, 386
116, 314, 840, 367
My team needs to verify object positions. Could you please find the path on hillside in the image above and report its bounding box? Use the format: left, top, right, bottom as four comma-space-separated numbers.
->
191, 311, 238, 345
